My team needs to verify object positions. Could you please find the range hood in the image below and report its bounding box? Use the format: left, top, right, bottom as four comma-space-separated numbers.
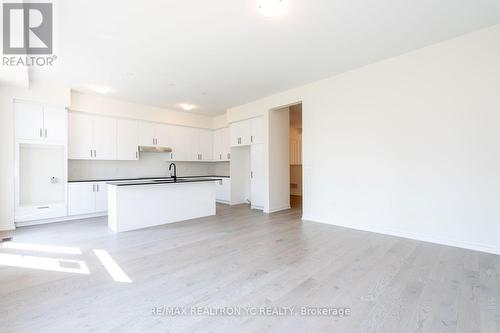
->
139, 146, 172, 153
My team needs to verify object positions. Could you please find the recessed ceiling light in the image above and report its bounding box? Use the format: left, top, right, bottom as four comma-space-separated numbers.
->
88, 84, 114, 94
258, 0, 284, 17
178, 103, 196, 111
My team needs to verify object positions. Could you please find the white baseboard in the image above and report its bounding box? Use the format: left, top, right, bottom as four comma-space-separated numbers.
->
16, 212, 108, 227
266, 205, 291, 214
302, 215, 500, 256
216, 200, 231, 205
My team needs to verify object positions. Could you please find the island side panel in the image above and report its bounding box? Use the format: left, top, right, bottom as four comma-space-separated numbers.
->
108, 182, 217, 232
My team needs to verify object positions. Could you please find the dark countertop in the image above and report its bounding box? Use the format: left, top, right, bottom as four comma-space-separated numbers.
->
68, 175, 230, 183
107, 177, 223, 187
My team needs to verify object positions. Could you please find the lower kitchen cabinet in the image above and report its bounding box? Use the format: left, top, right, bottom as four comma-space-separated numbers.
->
216, 178, 231, 203
68, 182, 108, 216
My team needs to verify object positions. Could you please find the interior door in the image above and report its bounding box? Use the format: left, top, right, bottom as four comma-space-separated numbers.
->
117, 119, 139, 160
251, 144, 265, 209
68, 113, 93, 159
14, 102, 44, 141
93, 117, 117, 160
43, 106, 67, 143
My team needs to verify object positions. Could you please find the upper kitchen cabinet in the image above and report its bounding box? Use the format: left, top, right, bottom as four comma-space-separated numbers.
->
138, 122, 170, 147
68, 113, 117, 160
230, 116, 264, 147
198, 129, 213, 161
213, 127, 230, 161
117, 119, 139, 160
230, 119, 251, 147
15, 102, 67, 143
250, 116, 264, 144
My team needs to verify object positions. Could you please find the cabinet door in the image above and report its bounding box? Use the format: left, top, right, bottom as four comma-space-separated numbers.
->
251, 116, 264, 144
68, 113, 94, 159
94, 182, 108, 212
155, 124, 170, 147
213, 129, 222, 161
68, 183, 96, 215
93, 117, 117, 160
117, 119, 139, 160
216, 178, 231, 202
43, 106, 67, 143
251, 144, 265, 209
230, 120, 251, 146
167, 125, 182, 161
14, 102, 44, 141
198, 129, 213, 161
221, 127, 231, 160
184, 127, 199, 161
139, 122, 156, 146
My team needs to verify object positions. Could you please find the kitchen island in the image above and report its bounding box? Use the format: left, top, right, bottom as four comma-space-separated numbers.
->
107, 177, 222, 232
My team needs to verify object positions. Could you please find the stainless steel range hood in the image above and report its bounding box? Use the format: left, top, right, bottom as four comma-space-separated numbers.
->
139, 146, 172, 153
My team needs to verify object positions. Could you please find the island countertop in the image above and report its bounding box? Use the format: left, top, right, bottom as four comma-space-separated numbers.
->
107, 177, 223, 187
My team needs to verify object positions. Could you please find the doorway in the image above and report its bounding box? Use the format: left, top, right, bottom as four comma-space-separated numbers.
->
289, 104, 302, 210
267, 102, 302, 214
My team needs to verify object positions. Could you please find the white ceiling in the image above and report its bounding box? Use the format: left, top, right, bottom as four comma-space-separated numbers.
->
30, 0, 500, 115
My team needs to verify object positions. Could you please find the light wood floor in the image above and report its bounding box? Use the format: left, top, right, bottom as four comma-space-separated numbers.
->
1, 204, 500, 333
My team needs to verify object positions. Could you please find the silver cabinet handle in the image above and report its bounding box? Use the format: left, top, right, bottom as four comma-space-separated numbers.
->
92, 184, 95, 192
97, 184, 99, 192
251, 135, 253, 143
136, 151, 138, 159
220, 154, 222, 160
90, 150, 93, 158
39, 128, 43, 138
251, 171, 253, 179
45, 129, 47, 138
227, 153, 230, 160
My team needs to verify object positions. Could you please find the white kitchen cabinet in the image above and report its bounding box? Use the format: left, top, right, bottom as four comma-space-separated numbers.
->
68, 182, 108, 216
117, 119, 139, 160
68, 182, 96, 215
139, 122, 170, 147
93, 117, 117, 160
68, 113, 117, 160
213, 127, 231, 161
15, 102, 66, 143
198, 129, 213, 161
250, 116, 264, 144
68, 113, 93, 159
216, 178, 231, 203
94, 182, 108, 212
230, 119, 251, 147
251, 144, 265, 209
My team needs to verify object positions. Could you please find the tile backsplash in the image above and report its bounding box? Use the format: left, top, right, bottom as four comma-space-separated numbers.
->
68, 152, 230, 181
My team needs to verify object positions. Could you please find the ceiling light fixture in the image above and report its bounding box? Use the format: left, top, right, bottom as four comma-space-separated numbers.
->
88, 84, 114, 94
258, 0, 284, 18
178, 103, 196, 111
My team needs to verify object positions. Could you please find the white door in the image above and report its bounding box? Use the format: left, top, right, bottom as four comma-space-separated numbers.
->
94, 182, 108, 212
117, 119, 139, 160
68, 183, 96, 215
43, 106, 67, 143
155, 124, 170, 147
68, 113, 94, 159
251, 116, 264, 144
93, 117, 117, 160
198, 129, 213, 161
139, 122, 156, 146
14, 102, 44, 141
251, 144, 265, 209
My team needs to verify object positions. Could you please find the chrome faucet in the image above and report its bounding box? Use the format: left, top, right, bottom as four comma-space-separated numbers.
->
169, 163, 177, 182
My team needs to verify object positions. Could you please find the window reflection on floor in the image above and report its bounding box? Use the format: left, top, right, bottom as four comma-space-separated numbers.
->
0, 242, 131, 283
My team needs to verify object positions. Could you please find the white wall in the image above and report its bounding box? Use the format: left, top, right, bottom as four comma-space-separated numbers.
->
226, 24, 500, 255
268, 107, 290, 212
71, 91, 214, 129
0, 84, 71, 231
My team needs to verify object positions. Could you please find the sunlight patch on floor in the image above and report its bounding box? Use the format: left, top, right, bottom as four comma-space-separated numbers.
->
93, 249, 132, 283
0, 253, 90, 274
0, 242, 82, 255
